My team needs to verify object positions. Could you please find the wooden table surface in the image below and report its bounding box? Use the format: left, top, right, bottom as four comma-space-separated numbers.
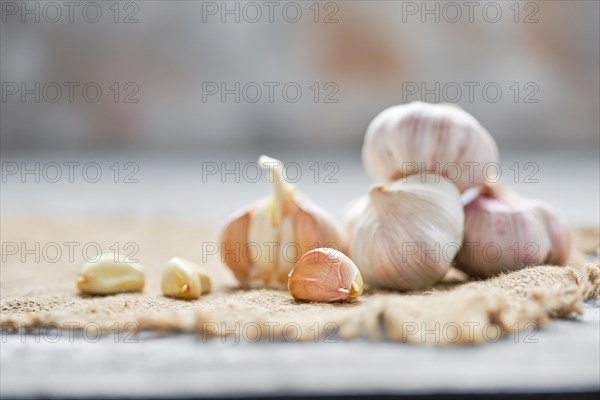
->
1, 300, 598, 397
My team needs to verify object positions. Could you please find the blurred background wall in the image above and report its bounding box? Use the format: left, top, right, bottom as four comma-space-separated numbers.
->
1, 0, 599, 153
1, 0, 599, 227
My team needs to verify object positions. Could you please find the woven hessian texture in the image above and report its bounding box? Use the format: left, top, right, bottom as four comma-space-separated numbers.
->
1, 219, 598, 345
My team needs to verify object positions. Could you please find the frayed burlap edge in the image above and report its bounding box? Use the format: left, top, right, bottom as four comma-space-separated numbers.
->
1, 220, 598, 346
3, 264, 597, 346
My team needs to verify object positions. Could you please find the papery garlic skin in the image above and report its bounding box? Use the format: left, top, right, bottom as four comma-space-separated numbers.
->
345, 174, 464, 290
288, 248, 363, 303
531, 201, 571, 265
362, 102, 499, 192
161, 257, 211, 300
221, 156, 344, 288
77, 254, 144, 295
456, 185, 571, 278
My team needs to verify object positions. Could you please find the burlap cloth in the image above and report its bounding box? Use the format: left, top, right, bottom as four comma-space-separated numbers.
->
1, 219, 598, 345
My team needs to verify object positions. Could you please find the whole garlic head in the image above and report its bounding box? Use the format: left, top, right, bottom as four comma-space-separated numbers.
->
220, 156, 344, 288
345, 174, 464, 291
456, 184, 571, 278
362, 102, 499, 192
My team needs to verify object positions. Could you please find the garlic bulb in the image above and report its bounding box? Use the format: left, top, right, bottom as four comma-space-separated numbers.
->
288, 248, 363, 303
530, 201, 571, 266
345, 174, 464, 290
220, 156, 344, 288
456, 184, 571, 277
362, 102, 499, 192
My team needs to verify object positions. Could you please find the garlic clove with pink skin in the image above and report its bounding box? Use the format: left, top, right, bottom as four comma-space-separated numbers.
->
456, 184, 571, 278
220, 156, 344, 288
345, 173, 464, 291
288, 248, 363, 303
221, 207, 253, 283
362, 102, 499, 192
530, 201, 571, 265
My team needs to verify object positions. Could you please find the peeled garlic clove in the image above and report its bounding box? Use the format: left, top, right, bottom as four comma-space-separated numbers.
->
288, 248, 363, 303
77, 254, 144, 295
345, 173, 464, 290
456, 184, 570, 278
362, 102, 499, 192
161, 257, 211, 300
197, 268, 212, 294
220, 155, 344, 288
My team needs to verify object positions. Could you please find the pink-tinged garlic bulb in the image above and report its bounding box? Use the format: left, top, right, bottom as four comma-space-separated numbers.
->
288, 248, 363, 303
362, 102, 499, 192
345, 174, 464, 291
220, 156, 344, 288
456, 184, 571, 278
530, 201, 571, 266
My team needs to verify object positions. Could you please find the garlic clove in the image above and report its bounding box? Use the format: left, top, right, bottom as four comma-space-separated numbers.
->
161, 257, 211, 299
288, 248, 363, 303
220, 155, 344, 288
197, 269, 212, 294
274, 216, 296, 285
77, 254, 144, 295
162, 269, 198, 299
294, 205, 320, 254
258, 155, 293, 226
221, 207, 252, 283
362, 102, 499, 192
294, 198, 346, 256
345, 173, 464, 291
348, 273, 364, 300
246, 196, 281, 285
530, 201, 571, 265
